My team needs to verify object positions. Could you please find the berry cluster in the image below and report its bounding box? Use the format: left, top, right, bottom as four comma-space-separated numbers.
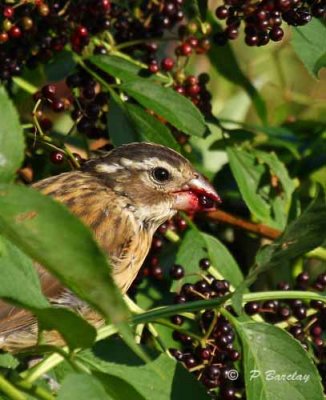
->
137, 220, 326, 398
0, 0, 112, 81
14, 0, 217, 165
246, 272, 326, 373
214, 0, 325, 46
66, 69, 110, 140
170, 268, 326, 397
146, 22, 213, 117
0, 0, 187, 82
169, 259, 241, 398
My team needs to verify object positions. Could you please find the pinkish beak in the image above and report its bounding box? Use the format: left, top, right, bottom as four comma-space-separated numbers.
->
172, 174, 221, 212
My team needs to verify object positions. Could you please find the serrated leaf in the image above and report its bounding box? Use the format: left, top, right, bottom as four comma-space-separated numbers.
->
125, 104, 180, 151
292, 18, 326, 78
0, 87, 24, 183
58, 373, 112, 400
0, 184, 146, 360
236, 321, 324, 400
120, 80, 206, 137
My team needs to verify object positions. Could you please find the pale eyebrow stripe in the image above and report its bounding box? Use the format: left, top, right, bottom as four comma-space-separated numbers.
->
95, 163, 123, 174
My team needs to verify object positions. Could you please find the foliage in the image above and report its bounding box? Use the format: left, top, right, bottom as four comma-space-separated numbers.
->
0, 1, 325, 400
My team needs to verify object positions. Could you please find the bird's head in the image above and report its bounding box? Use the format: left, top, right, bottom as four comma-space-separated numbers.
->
83, 143, 221, 229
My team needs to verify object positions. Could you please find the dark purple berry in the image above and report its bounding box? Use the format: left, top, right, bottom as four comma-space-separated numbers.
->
42, 84, 57, 100
245, 301, 260, 315
199, 258, 210, 270
169, 348, 184, 361
215, 6, 229, 19
270, 27, 284, 41
171, 315, 184, 326
51, 99, 65, 113
170, 264, 185, 280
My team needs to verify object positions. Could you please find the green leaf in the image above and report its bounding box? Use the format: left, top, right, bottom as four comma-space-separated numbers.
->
125, 104, 180, 151
89, 54, 165, 83
202, 233, 243, 286
0, 87, 25, 183
233, 190, 326, 311
171, 229, 207, 291
261, 189, 326, 266
236, 321, 324, 400
209, 129, 254, 150
171, 229, 242, 291
90, 55, 207, 138
0, 184, 126, 321
45, 51, 76, 81
37, 308, 97, 350
79, 351, 210, 400
120, 80, 207, 137
184, 0, 208, 20
0, 236, 96, 350
94, 372, 146, 400
0, 236, 47, 308
58, 373, 112, 400
245, 189, 326, 287
0, 353, 19, 369
0, 184, 146, 359
227, 147, 271, 222
253, 149, 296, 229
108, 92, 138, 146
313, 52, 326, 78
292, 18, 326, 78
208, 16, 267, 123
227, 147, 295, 229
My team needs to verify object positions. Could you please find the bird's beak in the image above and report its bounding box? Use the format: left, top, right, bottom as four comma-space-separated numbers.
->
172, 174, 221, 212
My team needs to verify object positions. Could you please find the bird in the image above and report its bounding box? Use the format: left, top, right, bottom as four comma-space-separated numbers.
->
0, 142, 220, 351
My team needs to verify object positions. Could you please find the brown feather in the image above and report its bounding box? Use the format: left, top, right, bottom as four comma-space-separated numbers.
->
0, 143, 204, 351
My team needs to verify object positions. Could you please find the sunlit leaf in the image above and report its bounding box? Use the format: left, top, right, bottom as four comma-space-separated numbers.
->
0, 87, 24, 183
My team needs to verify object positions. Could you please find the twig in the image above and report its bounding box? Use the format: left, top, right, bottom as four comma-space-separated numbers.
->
202, 209, 281, 240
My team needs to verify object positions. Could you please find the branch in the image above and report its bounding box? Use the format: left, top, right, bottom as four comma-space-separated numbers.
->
203, 209, 281, 240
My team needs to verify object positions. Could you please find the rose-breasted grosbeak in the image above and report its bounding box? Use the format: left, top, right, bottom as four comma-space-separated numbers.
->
0, 142, 220, 350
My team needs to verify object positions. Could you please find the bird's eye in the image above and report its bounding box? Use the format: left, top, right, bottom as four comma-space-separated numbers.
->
152, 167, 170, 182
